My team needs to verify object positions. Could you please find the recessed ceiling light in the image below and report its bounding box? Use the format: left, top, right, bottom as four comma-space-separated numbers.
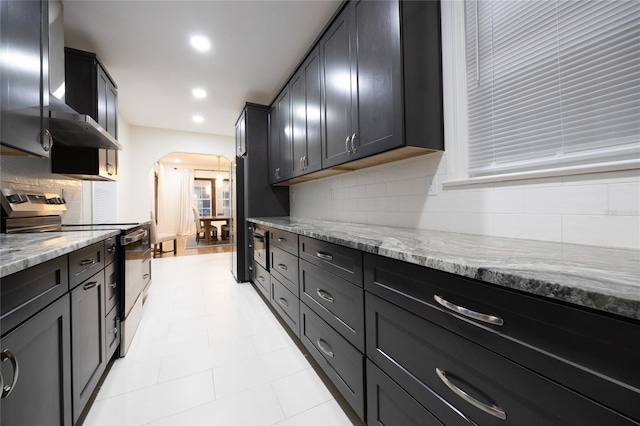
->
173, 158, 181, 163
192, 115, 204, 123
190, 35, 210, 52
192, 88, 207, 99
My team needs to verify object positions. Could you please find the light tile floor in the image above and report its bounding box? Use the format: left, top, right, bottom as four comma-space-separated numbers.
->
84, 253, 354, 425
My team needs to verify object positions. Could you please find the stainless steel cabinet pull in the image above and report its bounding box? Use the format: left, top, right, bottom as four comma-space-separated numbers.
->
300, 157, 304, 170
83, 281, 98, 290
278, 297, 289, 307
435, 368, 507, 420
278, 264, 288, 271
258, 275, 265, 282
303, 155, 308, 169
316, 288, 334, 303
79, 258, 96, 266
351, 133, 357, 153
345, 136, 352, 155
316, 252, 333, 261
277, 237, 287, 242
108, 283, 117, 288
107, 245, 116, 254
42, 129, 53, 152
143, 274, 150, 279
275, 167, 280, 179
109, 328, 118, 335
1, 349, 19, 399
433, 294, 504, 326
316, 338, 334, 357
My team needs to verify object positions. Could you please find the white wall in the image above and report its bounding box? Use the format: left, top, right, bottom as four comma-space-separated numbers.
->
289, 153, 640, 250
119, 125, 234, 223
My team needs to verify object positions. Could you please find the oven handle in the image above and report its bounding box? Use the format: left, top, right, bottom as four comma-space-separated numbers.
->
121, 229, 147, 245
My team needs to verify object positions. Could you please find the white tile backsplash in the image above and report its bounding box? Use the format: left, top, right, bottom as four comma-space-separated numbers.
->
290, 154, 640, 249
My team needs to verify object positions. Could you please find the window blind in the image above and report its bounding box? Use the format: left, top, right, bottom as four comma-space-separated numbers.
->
93, 181, 117, 223
465, 0, 640, 177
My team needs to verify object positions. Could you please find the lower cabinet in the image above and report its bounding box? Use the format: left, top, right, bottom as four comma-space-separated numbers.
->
300, 303, 365, 419
270, 276, 300, 338
366, 360, 443, 426
0, 295, 72, 426
70, 270, 106, 423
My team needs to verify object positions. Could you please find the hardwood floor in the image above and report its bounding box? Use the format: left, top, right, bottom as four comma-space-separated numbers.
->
153, 235, 232, 258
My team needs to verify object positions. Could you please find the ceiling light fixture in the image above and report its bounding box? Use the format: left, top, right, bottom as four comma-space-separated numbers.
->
192, 115, 204, 123
192, 88, 207, 99
190, 35, 210, 52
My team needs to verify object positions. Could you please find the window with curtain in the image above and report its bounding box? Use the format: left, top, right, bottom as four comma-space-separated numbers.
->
465, 0, 639, 177
194, 179, 213, 217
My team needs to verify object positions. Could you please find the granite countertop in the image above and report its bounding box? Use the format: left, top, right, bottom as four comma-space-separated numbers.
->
0, 230, 121, 278
249, 217, 640, 321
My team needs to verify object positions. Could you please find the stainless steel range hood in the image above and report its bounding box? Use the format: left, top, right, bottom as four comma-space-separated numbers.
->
47, 100, 122, 150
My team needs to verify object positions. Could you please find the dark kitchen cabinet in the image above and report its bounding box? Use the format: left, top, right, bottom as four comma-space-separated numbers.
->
0, 0, 52, 157
290, 47, 322, 178
236, 109, 246, 157
70, 271, 106, 424
64, 47, 118, 138
1, 295, 72, 426
320, 0, 443, 169
269, 88, 293, 183
51, 47, 119, 181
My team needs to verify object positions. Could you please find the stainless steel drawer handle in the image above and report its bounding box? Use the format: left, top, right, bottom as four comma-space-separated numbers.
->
433, 294, 504, 326
278, 264, 288, 271
436, 368, 506, 420
316, 288, 335, 303
79, 258, 96, 266
258, 275, 265, 282
143, 274, 150, 279
316, 252, 333, 261
109, 328, 118, 335
351, 133, 357, 153
107, 245, 116, 254
83, 281, 98, 290
316, 338, 334, 358
277, 237, 287, 242
278, 297, 289, 308
1, 349, 19, 399
108, 283, 117, 288
345, 136, 352, 155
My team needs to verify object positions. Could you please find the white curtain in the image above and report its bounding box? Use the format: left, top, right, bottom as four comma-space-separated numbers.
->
157, 165, 196, 236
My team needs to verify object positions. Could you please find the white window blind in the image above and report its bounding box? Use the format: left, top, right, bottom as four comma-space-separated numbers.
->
465, 0, 640, 177
93, 181, 117, 223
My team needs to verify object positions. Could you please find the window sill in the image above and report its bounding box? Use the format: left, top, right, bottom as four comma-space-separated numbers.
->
442, 158, 640, 188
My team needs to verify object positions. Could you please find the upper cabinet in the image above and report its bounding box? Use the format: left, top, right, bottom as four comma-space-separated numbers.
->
236, 109, 246, 157
64, 47, 118, 139
269, 87, 293, 183
0, 0, 52, 157
269, 0, 444, 185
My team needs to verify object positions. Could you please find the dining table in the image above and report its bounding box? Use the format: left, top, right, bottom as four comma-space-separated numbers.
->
200, 216, 231, 244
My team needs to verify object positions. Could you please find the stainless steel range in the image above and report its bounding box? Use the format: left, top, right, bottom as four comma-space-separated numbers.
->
0, 188, 151, 356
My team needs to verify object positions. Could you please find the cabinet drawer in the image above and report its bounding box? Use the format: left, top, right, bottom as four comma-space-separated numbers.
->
269, 228, 298, 255
299, 259, 364, 351
104, 261, 119, 314
366, 292, 636, 426
300, 303, 365, 420
270, 276, 300, 338
105, 304, 120, 360
364, 253, 640, 420
104, 236, 118, 266
299, 236, 362, 286
270, 246, 299, 296
252, 261, 271, 300
1, 256, 69, 336
69, 242, 105, 289
367, 360, 444, 426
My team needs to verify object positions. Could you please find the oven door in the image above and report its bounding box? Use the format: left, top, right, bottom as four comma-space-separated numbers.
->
253, 229, 268, 270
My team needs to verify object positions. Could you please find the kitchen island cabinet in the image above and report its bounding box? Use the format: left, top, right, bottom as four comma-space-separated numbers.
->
247, 217, 640, 425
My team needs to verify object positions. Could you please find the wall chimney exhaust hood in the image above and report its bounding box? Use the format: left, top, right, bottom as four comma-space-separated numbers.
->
47, 99, 122, 150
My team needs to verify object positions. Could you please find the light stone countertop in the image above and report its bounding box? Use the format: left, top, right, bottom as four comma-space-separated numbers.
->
249, 217, 640, 321
0, 230, 121, 278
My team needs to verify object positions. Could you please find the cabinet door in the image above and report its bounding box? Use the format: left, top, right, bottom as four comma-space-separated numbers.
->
275, 88, 292, 181
292, 48, 322, 178
97, 66, 109, 131
236, 109, 246, 157
320, 6, 354, 169
106, 82, 118, 138
351, 0, 403, 158
0, 0, 50, 157
71, 272, 106, 423
268, 105, 280, 184
1, 295, 72, 426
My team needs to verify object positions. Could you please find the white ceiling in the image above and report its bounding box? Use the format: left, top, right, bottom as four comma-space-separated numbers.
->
62, 0, 342, 138
158, 152, 230, 171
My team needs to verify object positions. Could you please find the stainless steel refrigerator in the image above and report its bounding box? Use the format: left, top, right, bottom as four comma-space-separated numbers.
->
231, 103, 289, 282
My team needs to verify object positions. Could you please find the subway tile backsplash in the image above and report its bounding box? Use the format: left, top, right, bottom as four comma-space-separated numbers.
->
290, 154, 640, 250
1, 155, 85, 224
